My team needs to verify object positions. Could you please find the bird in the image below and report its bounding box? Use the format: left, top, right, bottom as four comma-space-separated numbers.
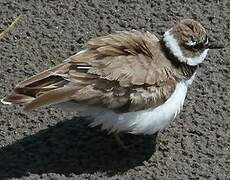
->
1, 19, 223, 148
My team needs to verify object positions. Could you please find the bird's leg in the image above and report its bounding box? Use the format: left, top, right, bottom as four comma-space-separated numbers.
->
113, 133, 128, 151
153, 131, 159, 143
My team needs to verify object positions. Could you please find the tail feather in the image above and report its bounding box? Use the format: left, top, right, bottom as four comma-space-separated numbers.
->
23, 86, 78, 111
1, 94, 35, 105
1, 65, 72, 110
1, 86, 79, 111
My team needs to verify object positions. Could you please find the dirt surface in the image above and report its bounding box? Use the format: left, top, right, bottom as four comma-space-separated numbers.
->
0, 0, 229, 179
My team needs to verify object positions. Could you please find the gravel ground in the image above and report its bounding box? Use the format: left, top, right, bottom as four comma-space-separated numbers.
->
0, 0, 229, 179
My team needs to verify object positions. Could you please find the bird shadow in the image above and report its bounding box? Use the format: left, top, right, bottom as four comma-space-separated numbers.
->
0, 117, 157, 179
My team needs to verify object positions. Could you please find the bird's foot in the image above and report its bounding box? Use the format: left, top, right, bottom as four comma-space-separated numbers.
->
113, 131, 159, 152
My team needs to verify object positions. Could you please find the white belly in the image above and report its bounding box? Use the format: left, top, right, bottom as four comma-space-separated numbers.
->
116, 80, 188, 134
58, 76, 195, 135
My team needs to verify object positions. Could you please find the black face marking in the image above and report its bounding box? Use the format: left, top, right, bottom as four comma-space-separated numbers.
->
184, 35, 208, 50
192, 42, 205, 49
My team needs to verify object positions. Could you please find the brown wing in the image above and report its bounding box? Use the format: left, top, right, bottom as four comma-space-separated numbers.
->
2, 30, 179, 112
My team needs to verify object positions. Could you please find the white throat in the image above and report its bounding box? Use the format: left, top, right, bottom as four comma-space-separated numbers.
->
163, 30, 209, 66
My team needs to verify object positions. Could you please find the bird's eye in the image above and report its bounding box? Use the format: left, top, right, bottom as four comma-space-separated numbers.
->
184, 36, 208, 50
192, 43, 202, 50
184, 40, 203, 50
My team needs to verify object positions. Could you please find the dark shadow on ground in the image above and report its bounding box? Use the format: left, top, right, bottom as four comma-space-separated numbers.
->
0, 117, 157, 179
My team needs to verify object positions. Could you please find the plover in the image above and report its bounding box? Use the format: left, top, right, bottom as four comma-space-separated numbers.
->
1, 19, 223, 147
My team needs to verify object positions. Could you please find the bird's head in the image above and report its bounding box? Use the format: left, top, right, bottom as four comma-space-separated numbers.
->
163, 19, 224, 66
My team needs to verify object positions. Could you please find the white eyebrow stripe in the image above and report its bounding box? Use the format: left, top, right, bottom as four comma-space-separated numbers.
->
186, 41, 196, 46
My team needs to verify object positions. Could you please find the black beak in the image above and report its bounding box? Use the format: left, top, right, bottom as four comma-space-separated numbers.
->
206, 42, 226, 49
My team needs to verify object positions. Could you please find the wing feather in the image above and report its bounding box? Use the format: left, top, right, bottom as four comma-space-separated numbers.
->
3, 30, 181, 112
